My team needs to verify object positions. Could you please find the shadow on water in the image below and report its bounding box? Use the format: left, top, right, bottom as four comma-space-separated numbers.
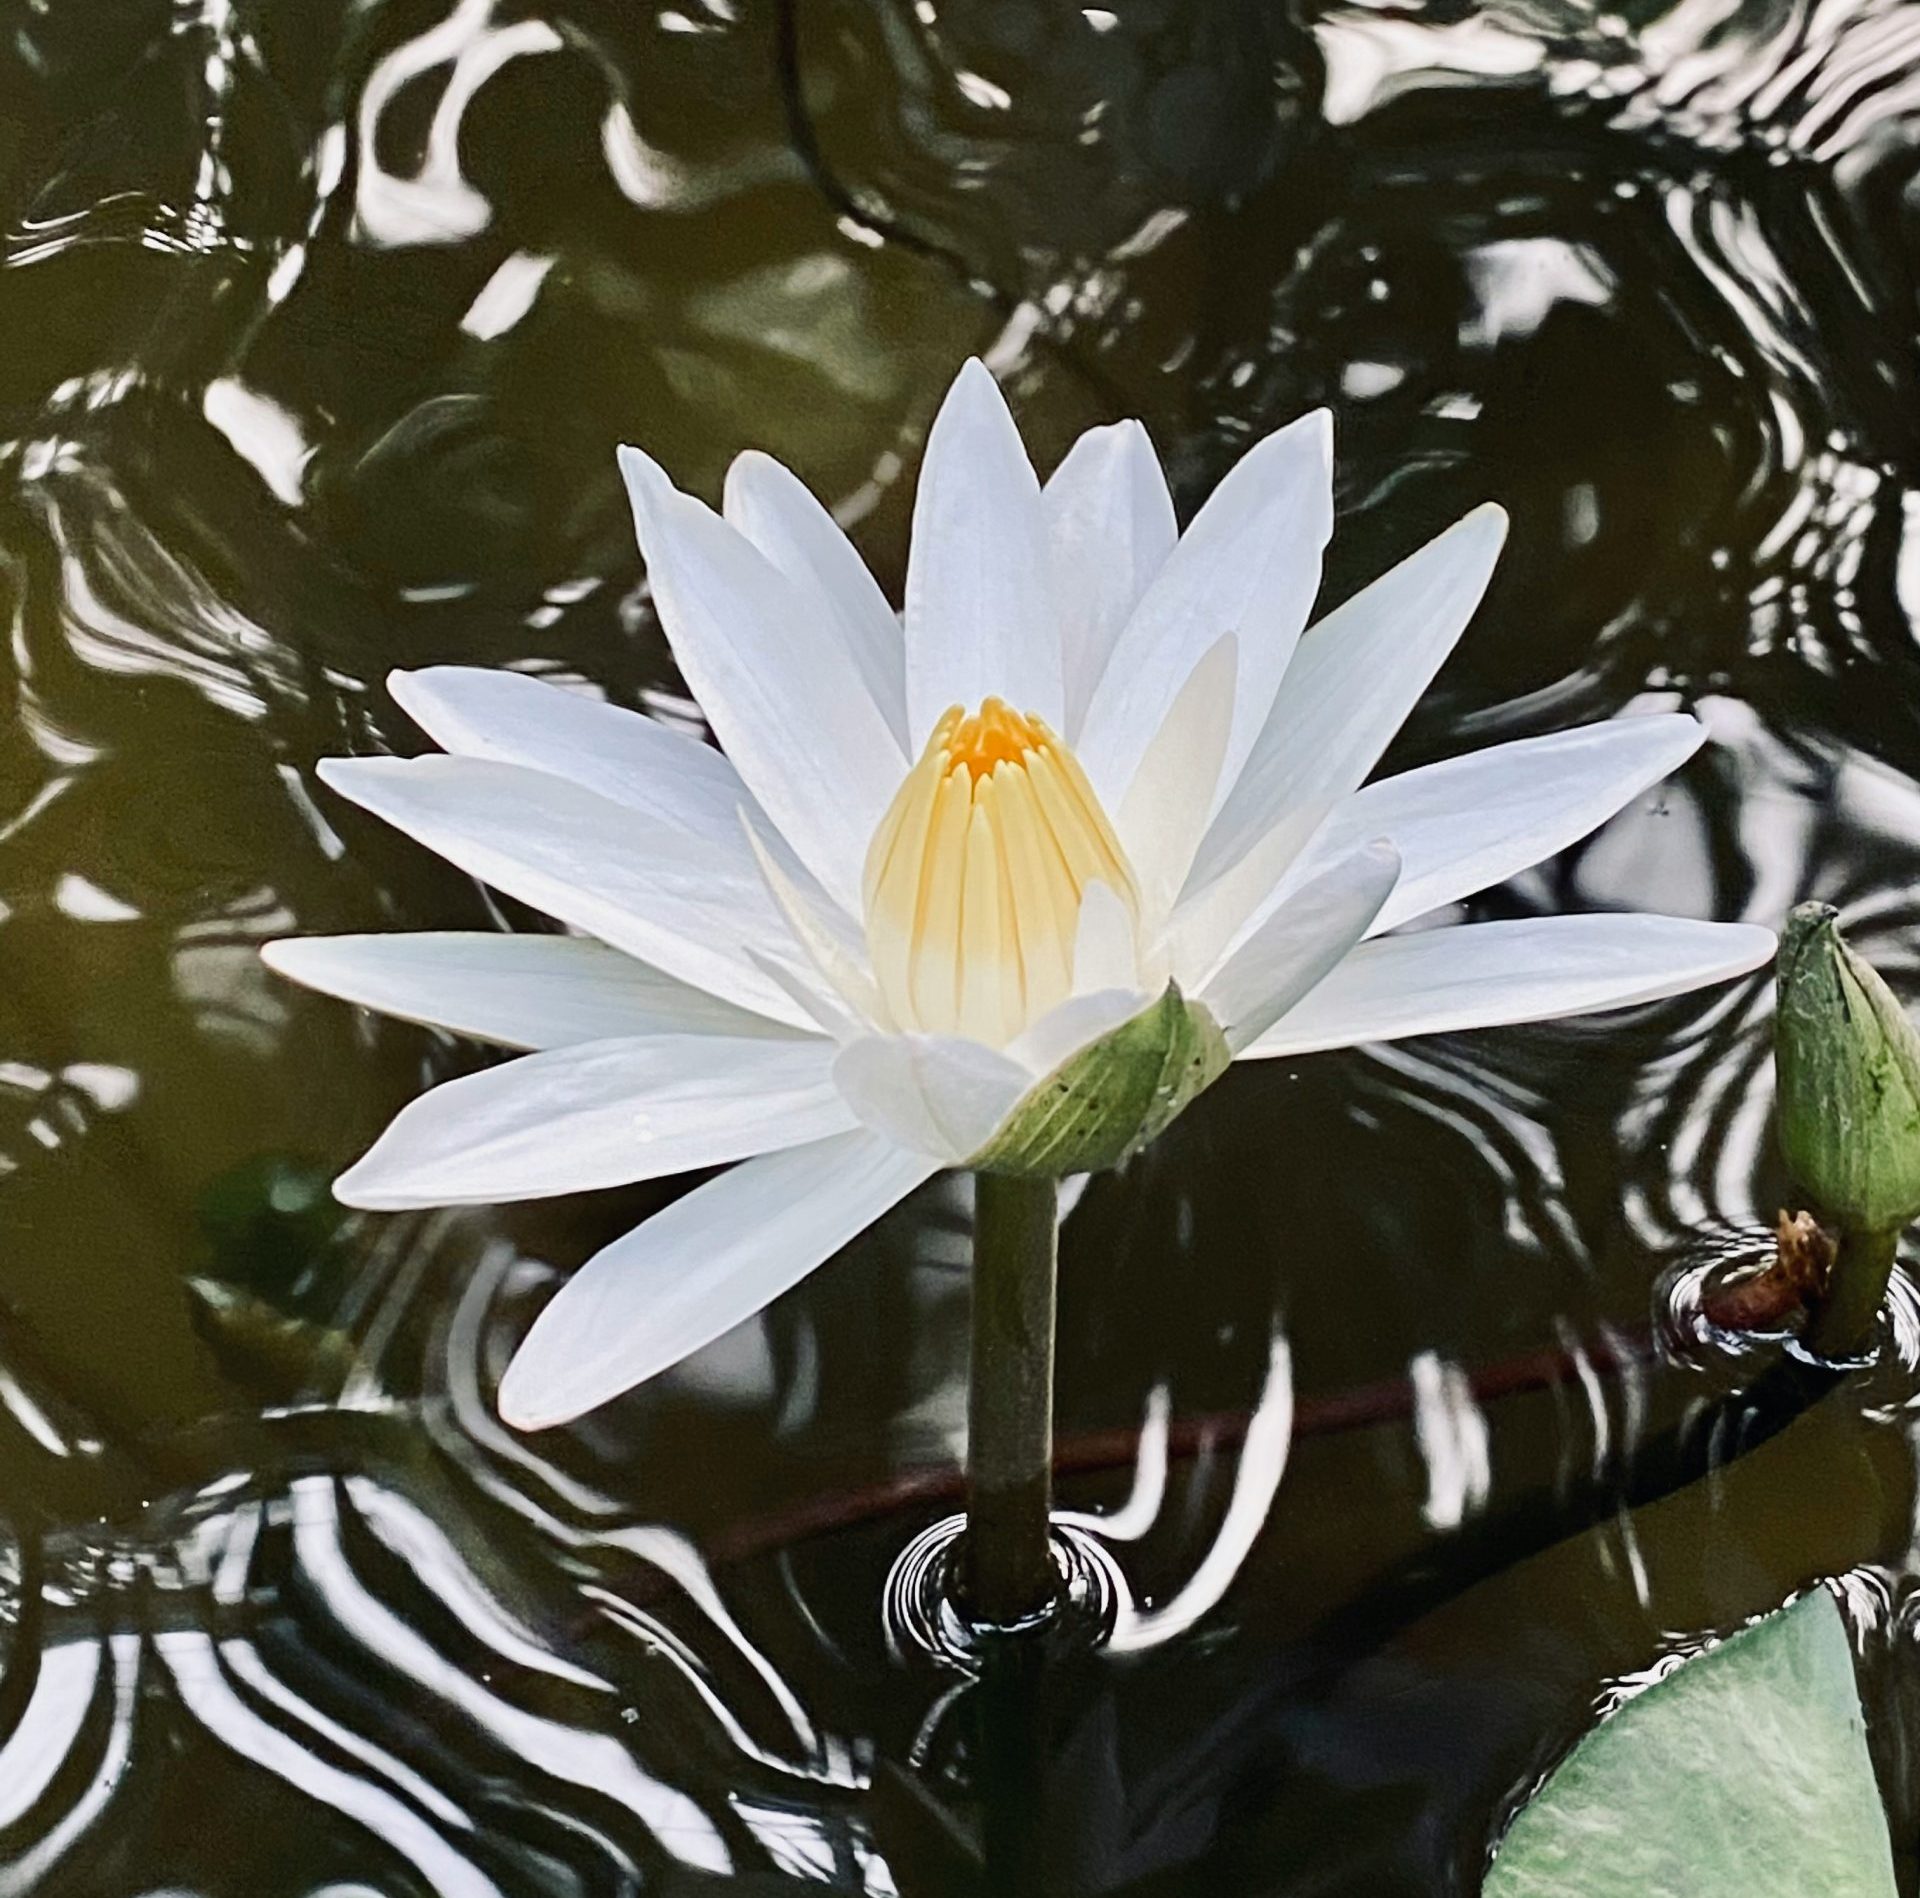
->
5, 0, 1920, 1891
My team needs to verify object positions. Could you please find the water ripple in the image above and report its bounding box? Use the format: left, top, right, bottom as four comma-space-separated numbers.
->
4, 0, 1920, 1885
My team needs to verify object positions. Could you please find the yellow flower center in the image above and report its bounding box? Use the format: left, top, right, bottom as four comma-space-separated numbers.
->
862, 699, 1139, 1045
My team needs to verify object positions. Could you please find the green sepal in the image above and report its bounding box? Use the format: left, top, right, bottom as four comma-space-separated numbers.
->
1776, 902, 1920, 1235
970, 985, 1230, 1179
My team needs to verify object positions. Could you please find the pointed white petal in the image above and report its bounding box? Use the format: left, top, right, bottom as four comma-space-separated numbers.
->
1076, 410, 1333, 809
1044, 419, 1177, 733
1072, 879, 1138, 994
740, 818, 884, 1029
1303, 714, 1707, 934
1189, 503, 1507, 895
390, 663, 840, 947
262, 932, 803, 1049
1245, 915, 1777, 1059
1202, 842, 1401, 1053
1008, 986, 1152, 1077
1164, 798, 1334, 990
1188, 713, 1705, 990
317, 755, 815, 1027
723, 450, 908, 747
903, 360, 1063, 743
746, 946, 864, 1040
832, 1033, 1031, 1161
334, 1034, 853, 1209
620, 446, 905, 913
388, 667, 745, 841
496, 1129, 937, 1428
1116, 633, 1238, 928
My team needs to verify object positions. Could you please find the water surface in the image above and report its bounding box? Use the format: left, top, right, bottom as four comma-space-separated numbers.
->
4, 0, 1920, 1890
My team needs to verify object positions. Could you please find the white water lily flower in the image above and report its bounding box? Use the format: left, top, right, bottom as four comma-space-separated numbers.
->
264, 360, 1775, 1431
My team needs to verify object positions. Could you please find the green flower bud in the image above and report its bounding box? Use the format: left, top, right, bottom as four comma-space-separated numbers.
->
971, 984, 1230, 1178
1776, 901, 1920, 1235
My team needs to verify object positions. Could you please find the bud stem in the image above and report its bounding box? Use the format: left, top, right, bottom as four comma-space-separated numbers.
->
1803, 1224, 1901, 1360
965, 1172, 1059, 1628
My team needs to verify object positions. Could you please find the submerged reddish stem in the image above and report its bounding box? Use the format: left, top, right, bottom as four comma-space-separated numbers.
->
700, 1214, 1833, 1571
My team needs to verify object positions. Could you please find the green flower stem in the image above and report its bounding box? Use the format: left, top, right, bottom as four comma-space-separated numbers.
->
964, 1171, 1059, 1628
1804, 1224, 1901, 1360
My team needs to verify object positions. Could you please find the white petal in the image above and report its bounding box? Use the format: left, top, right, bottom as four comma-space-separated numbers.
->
903, 360, 1063, 743
740, 818, 884, 1029
1116, 632, 1238, 928
1189, 502, 1507, 896
390, 663, 837, 941
334, 1034, 853, 1209
1245, 915, 1777, 1059
1203, 842, 1402, 1053
832, 1033, 1031, 1161
1076, 409, 1332, 809
1008, 986, 1152, 1077
496, 1129, 937, 1429
388, 667, 745, 841
262, 931, 803, 1049
1164, 798, 1333, 990
723, 450, 908, 748
318, 755, 817, 1027
1044, 419, 1177, 733
620, 447, 905, 913
746, 946, 863, 1040
1302, 714, 1707, 934
1072, 879, 1138, 994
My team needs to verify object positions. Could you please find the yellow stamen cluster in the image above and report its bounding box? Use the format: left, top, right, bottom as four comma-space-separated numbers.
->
863, 699, 1139, 1045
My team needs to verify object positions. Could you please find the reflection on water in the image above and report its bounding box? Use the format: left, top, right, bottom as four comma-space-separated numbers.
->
5, 0, 1920, 1889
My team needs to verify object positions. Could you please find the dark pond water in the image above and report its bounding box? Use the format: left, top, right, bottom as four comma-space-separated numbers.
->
6, 0, 1920, 1891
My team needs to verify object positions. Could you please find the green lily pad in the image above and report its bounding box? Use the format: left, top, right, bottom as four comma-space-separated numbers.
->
1486, 1591, 1896, 1898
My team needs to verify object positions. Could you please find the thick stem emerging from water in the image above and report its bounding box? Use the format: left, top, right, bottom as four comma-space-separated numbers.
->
1803, 1224, 1901, 1359
965, 1172, 1058, 1628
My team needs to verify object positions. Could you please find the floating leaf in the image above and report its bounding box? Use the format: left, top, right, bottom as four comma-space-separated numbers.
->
1486, 1591, 1895, 1898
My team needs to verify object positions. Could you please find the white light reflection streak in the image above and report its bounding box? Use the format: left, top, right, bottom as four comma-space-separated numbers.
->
1313, 12, 1541, 125
289, 1479, 732, 1874
1409, 1352, 1491, 1531
437, 1253, 828, 1770
0, 1643, 100, 1828
600, 1523, 819, 1756
584, 1585, 858, 1786
1057, 1383, 1168, 1542
157, 1630, 502, 1897
460, 253, 555, 340
601, 102, 695, 208
436, 1242, 638, 1517
1556, 1317, 1614, 1480
0, 1367, 75, 1457
0, 1636, 139, 1897
1106, 1337, 1293, 1653
219, 1638, 472, 1833
354, 0, 563, 245
344, 1476, 605, 1691
201, 378, 311, 504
